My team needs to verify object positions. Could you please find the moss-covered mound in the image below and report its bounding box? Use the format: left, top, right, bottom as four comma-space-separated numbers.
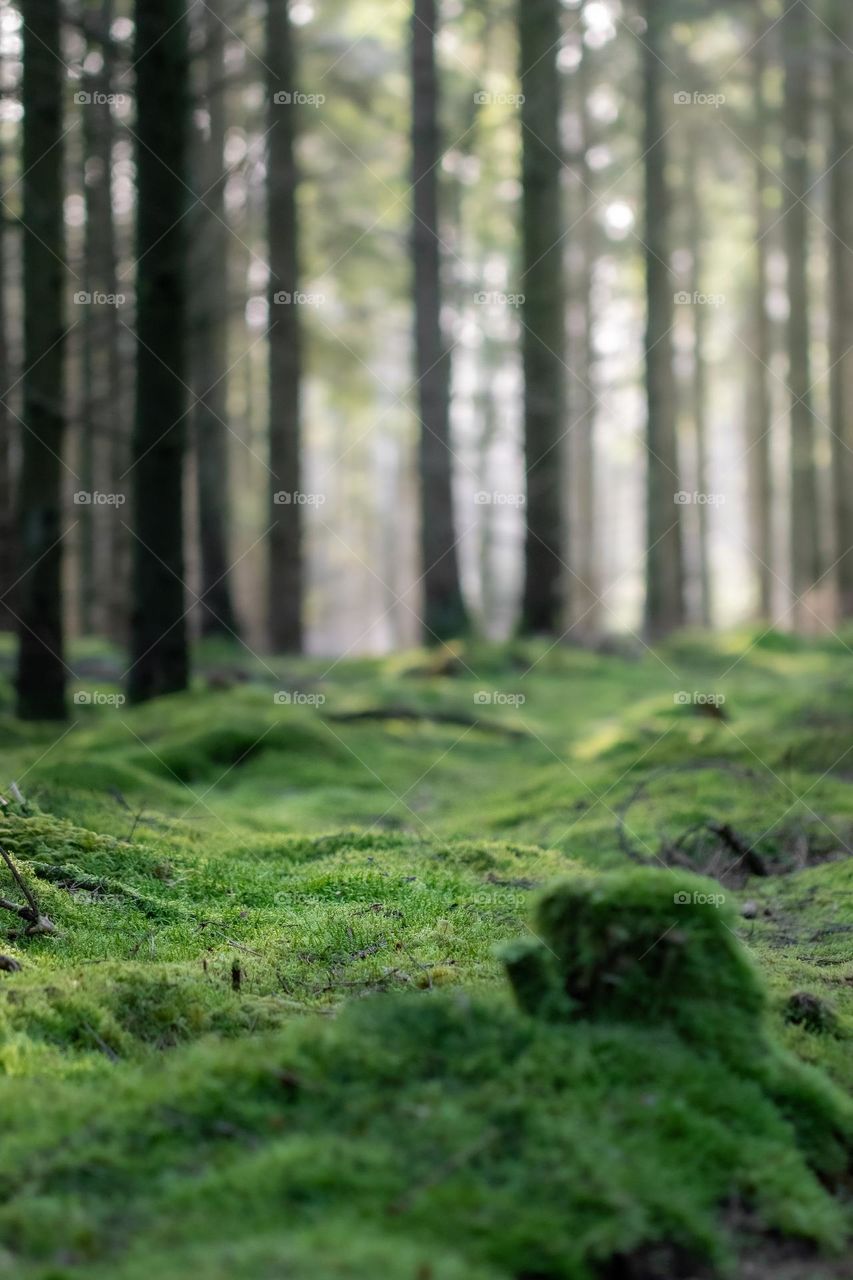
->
506, 870, 763, 1044
0, 991, 849, 1280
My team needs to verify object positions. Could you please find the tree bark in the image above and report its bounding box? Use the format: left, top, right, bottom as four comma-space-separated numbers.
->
518, 0, 566, 635
192, 0, 241, 638
686, 151, 711, 628
567, 14, 599, 638
782, 0, 820, 606
411, 0, 468, 642
16, 0, 67, 719
0, 190, 15, 633
829, 0, 853, 618
748, 22, 774, 619
128, 0, 190, 702
642, 0, 685, 640
266, 0, 304, 653
80, 0, 122, 637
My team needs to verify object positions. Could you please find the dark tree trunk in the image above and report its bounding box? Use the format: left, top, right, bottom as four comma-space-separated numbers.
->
411, 0, 468, 643
642, 0, 685, 640
16, 0, 67, 719
829, 0, 853, 618
128, 0, 190, 703
192, 0, 241, 638
0, 191, 15, 633
518, 0, 566, 635
783, 0, 820, 606
748, 23, 774, 619
266, 0, 304, 653
80, 0, 121, 637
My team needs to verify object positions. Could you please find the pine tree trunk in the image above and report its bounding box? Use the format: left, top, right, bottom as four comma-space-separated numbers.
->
748, 22, 774, 619
642, 0, 685, 640
16, 0, 67, 719
266, 0, 303, 653
829, 0, 853, 618
518, 0, 566, 635
192, 0, 240, 638
128, 0, 190, 702
0, 195, 15, 633
568, 18, 599, 638
80, 0, 121, 638
411, 0, 468, 643
687, 152, 711, 628
783, 0, 820, 608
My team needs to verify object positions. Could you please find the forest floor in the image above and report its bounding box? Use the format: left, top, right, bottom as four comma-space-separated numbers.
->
0, 629, 852, 1278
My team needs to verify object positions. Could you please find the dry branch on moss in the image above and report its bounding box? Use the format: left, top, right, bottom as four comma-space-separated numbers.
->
0, 845, 56, 935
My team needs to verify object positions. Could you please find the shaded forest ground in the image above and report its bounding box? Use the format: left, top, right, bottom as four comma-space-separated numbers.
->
0, 630, 852, 1278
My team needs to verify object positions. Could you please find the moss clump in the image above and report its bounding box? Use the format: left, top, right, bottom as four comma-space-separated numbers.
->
506, 869, 764, 1054
505, 870, 853, 1183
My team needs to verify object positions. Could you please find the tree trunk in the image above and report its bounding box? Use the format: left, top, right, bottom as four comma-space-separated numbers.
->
748, 21, 774, 619
0, 188, 15, 633
80, 0, 121, 637
829, 0, 853, 618
16, 0, 67, 719
128, 0, 190, 703
411, 0, 468, 642
642, 0, 685, 639
518, 0, 566, 635
687, 152, 711, 629
192, 0, 241, 638
266, 0, 304, 653
567, 16, 599, 638
783, 0, 820, 607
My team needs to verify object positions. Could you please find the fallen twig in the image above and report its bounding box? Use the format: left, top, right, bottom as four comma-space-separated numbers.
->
0, 845, 56, 935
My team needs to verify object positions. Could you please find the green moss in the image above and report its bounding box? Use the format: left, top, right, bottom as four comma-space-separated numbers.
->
0, 634, 852, 1274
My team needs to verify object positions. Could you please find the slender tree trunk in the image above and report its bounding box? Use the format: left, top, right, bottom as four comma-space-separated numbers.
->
192, 0, 240, 638
783, 0, 820, 607
411, 0, 468, 642
266, 0, 303, 653
0, 199, 15, 632
518, 0, 566, 635
829, 0, 853, 618
568, 18, 599, 637
686, 152, 711, 628
642, 0, 685, 639
16, 0, 66, 719
128, 0, 190, 702
79, 0, 120, 637
748, 22, 774, 619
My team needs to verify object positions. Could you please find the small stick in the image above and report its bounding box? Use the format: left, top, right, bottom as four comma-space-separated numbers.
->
0, 845, 56, 934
